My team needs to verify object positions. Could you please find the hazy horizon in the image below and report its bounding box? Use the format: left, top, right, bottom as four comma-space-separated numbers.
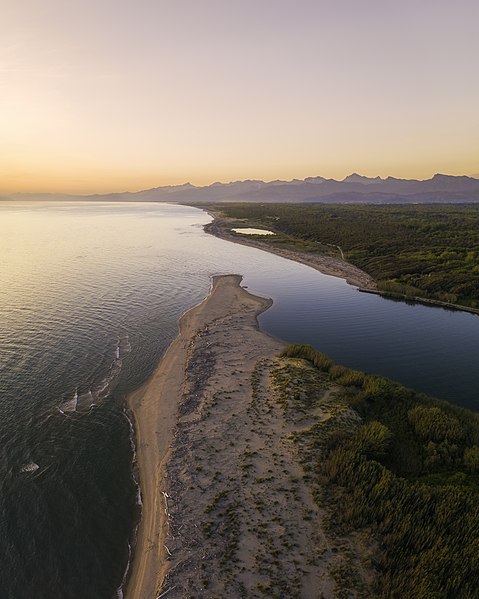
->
3, 171, 479, 197
1, 0, 478, 194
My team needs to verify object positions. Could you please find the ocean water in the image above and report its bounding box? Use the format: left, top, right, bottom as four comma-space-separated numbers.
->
1, 200, 478, 598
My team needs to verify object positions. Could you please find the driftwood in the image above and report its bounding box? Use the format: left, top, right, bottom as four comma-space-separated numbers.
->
157, 586, 176, 599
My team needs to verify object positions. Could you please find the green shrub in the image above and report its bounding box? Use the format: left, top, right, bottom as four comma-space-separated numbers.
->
464, 446, 479, 473
281, 344, 333, 371
354, 421, 394, 459
408, 406, 464, 443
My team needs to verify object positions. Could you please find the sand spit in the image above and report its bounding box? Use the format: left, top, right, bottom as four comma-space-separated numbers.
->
125, 275, 277, 598
126, 274, 369, 598
204, 214, 377, 291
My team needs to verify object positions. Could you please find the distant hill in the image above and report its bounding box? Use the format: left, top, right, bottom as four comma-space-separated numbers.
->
5, 173, 479, 204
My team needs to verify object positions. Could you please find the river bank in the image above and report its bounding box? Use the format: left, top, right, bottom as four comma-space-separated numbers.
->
203, 209, 479, 317
203, 211, 378, 291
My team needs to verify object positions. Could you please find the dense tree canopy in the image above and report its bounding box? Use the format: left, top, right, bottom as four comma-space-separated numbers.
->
212, 204, 479, 308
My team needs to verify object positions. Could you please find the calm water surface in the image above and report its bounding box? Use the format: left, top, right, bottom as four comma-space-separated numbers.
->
1, 201, 478, 598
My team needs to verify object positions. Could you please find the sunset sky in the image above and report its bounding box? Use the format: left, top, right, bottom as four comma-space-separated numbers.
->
1, 0, 478, 193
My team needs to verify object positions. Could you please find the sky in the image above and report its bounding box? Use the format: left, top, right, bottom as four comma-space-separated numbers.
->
1, 0, 478, 193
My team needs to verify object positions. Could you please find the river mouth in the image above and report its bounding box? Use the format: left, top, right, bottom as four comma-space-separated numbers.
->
1, 200, 479, 598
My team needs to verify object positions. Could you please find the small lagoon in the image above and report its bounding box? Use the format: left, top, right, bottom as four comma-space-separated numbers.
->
231, 227, 276, 235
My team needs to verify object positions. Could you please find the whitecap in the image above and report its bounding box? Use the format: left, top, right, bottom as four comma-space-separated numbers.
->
21, 462, 39, 473
115, 541, 131, 599
58, 337, 129, 416
77, 390, 95, 411
61, 389, 78, 413
119, 334, 131, 357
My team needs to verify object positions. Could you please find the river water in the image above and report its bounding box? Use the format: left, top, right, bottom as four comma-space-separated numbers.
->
0, 201, 478, 598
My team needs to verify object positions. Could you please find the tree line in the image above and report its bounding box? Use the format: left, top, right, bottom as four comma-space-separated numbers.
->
212, 203, 479, 308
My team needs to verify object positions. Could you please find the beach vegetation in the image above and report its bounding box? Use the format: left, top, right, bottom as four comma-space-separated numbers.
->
275, 344, 479, 597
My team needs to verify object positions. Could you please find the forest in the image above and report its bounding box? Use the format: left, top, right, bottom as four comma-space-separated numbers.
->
276, 344, 479, 598
209, 204, 479, 309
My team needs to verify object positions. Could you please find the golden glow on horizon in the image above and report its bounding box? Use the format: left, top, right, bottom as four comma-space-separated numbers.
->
1, 0, 478, 194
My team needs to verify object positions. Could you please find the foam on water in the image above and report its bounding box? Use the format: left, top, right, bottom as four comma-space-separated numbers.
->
77, 390, 94, 411
115, 541, 131, 599
60, 389, 78, 413
20, 462, 39, 474
118, 408, 142, 599
58, 337, 131, 415
119, 335, 132, 357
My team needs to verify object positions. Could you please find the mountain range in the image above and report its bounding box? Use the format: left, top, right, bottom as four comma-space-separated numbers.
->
5, 173, 479, 204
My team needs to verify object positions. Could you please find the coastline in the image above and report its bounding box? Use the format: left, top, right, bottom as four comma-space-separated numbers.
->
124, 281, 215, 599
357, 286, 479, 316
202, 209, 479, 317
202, 211, 377, 291
124, 274, 280, 598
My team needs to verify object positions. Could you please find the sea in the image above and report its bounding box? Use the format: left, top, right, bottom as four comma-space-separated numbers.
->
1, 201, 478, 598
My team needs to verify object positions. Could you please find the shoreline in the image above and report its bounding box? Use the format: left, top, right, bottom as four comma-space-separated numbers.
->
202, 209, 479, 317
357, 286, 479, 316
124, 284, 213, 599
202, 211, 377, 291
124, 274, 278, 599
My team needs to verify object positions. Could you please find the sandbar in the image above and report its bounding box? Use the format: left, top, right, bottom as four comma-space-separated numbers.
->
125, 273, 365, 597
125, 275, 279, 598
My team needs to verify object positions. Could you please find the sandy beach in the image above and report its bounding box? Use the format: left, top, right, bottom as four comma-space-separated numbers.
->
125, 275, 281, 598
125, 274, 371, 598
